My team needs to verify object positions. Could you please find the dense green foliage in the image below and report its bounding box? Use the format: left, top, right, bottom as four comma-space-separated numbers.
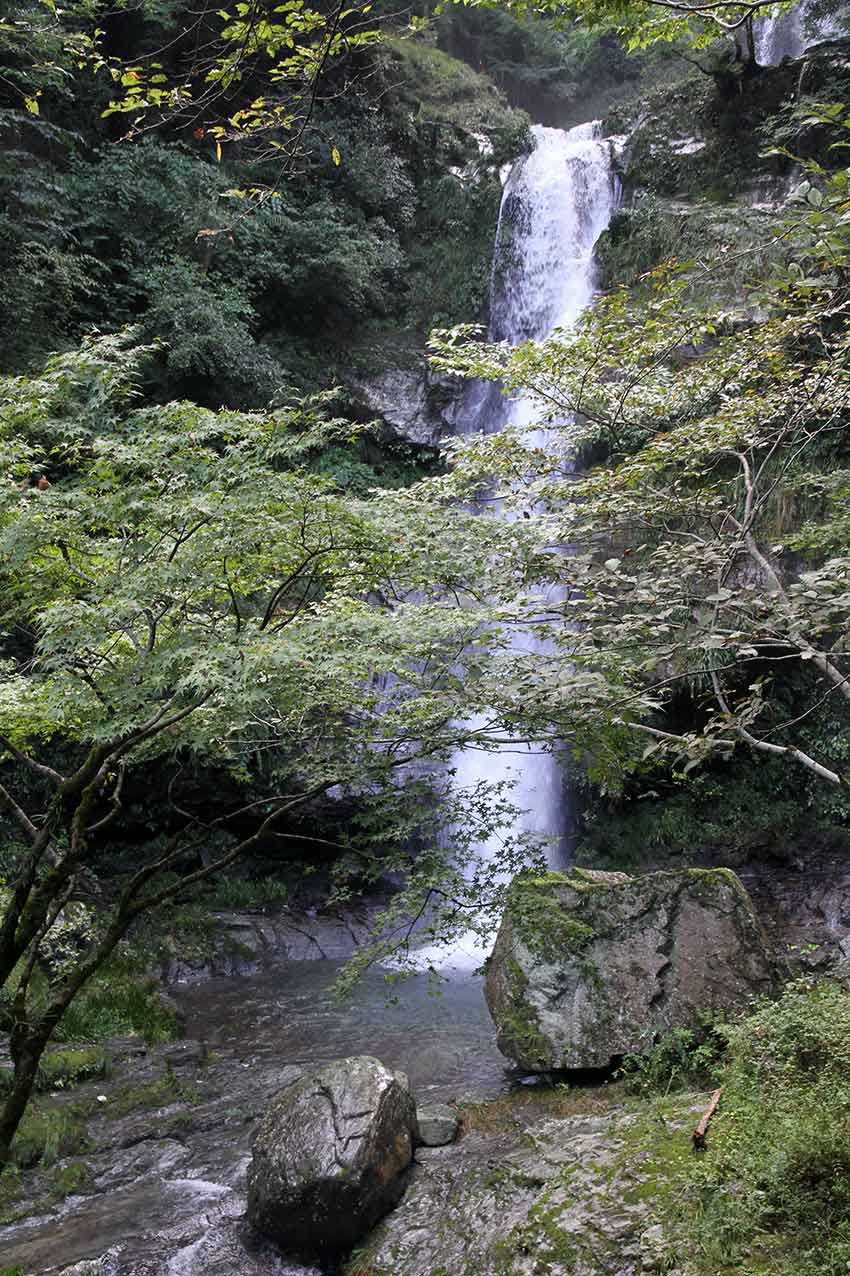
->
0, 327, 555, 1158
431, 72, 850, 876
618, 1016, 725, 1094
438, 3, 642, 125
0, 7, 528, 404
679, 980, 850, 1275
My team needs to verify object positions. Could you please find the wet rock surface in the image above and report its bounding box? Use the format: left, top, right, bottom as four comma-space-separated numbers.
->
485, 867, 776, 1071
347, 363, 456, 447
415, 1102, 459, 1147
160, 904, 381, 982
357, 1090, 700, 1276
247, 1056, 418, 1260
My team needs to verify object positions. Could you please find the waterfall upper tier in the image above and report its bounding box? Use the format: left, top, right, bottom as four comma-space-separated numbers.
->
491, 123, 618, 346
754, 0, 844, 64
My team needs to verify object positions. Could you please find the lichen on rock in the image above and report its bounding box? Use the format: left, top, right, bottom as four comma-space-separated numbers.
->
485, 867, 776, 1071
246, 1054, 418, 1262
351, 1090, 702, 1276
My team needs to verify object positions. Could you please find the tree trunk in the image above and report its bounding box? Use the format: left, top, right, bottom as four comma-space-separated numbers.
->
0, 1030, 48, 1166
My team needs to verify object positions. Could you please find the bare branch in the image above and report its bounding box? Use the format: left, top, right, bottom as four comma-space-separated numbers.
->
0, 737, 64, 786
0, 781, 39, 843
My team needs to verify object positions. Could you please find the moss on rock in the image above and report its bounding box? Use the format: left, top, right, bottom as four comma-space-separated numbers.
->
485, 867, 776, 1072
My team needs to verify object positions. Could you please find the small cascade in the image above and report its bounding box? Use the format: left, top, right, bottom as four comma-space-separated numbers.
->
754, 0, 844, 64
420, 123, 617, 971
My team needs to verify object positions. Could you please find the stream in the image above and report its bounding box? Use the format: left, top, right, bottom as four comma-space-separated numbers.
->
175, 959, 512, 1103
0, 960, 519, 1275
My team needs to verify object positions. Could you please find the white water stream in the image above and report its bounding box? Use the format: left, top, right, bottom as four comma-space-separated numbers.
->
417, 123, 617, 970
754, 0, 844, 64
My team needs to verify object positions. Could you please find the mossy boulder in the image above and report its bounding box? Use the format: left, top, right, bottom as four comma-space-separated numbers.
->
485, 867, 776, 1071
246, 1055, 418, 1262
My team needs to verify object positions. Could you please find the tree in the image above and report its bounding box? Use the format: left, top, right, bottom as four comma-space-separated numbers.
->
461, 0, 846, 74
0, 331, 544, 1163
5, 0, 379, 177
429, 105, 850, 796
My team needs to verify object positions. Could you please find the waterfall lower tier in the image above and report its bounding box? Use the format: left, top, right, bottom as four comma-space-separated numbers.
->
419, 122, 617, 971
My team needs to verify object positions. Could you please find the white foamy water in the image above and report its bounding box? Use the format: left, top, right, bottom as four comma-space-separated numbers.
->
415, 123, 618, 971
754, 0, 844, 64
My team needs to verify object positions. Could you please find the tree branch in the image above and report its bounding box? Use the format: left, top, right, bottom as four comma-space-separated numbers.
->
0, 737, 64, 786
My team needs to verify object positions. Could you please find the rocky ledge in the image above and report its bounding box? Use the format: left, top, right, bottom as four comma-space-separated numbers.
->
159, 902, 382, 983
348, 1087, 700, 1276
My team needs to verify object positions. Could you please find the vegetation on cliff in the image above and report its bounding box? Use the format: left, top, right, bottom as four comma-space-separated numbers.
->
431, 53, 850, 866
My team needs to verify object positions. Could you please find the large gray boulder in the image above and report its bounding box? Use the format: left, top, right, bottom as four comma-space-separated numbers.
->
246, 1055, 418, 1261
485, 867, 776, 1071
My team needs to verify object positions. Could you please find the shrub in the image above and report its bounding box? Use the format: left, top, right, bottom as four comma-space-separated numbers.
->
0, 1047, 108, 1095
619, 1018, 726, 1096
53, 971, 180, 1045
679, 980, 850, 1275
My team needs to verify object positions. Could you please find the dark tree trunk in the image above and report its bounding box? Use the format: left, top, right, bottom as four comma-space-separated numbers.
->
0, 1029, 49, 1166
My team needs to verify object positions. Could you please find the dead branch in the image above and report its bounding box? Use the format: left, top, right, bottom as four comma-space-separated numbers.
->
692, 1087, 723, 1151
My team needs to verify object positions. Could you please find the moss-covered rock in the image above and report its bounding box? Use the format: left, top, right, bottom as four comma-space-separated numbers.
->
485, 867, 776, 1071
348, 1089, 703, 1276
246, 1055, 418, 1262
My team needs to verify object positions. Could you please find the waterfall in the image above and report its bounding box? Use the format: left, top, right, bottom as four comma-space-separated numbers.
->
420, 123, 617, 971
754, 0, 844, 64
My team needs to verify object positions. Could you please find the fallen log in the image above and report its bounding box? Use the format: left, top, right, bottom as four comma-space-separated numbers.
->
692, 1087, 723, 1151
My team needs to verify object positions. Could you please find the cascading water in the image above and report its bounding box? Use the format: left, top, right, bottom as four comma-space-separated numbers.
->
421, 123, 617, 970
754, 0, 843, 64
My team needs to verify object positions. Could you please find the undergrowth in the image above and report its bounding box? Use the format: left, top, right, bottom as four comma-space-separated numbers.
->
51, 969, 179, 1045
201, 876, 290, 909
0, 1047, 108, 1096
675, 980, 850, 1276
618, 1016, 726, 1096
3, 1102, 91, 1173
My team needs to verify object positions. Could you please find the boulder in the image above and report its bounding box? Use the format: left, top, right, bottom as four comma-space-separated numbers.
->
485, 867, 776, 1071
348, 365, 456, 447
246, 1055, 418, 1261
415, 1103, 460, 1147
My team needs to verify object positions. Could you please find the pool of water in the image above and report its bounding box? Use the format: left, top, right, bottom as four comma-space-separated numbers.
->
0, 959, 517, 1274
174, 959, 515, 1104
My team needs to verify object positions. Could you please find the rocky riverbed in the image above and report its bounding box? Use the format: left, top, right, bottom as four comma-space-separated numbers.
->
358, 1089, 703, 1276
4, 853, 850, 1276
0, 959, 515, 1275
0, 1005, 701, 1276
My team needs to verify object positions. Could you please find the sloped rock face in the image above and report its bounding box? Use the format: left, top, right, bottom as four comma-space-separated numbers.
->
353, 1092, 700, 1276
349, 365, 456, 447
246, 1055, 418, 1262
485, 868, 775, 1071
